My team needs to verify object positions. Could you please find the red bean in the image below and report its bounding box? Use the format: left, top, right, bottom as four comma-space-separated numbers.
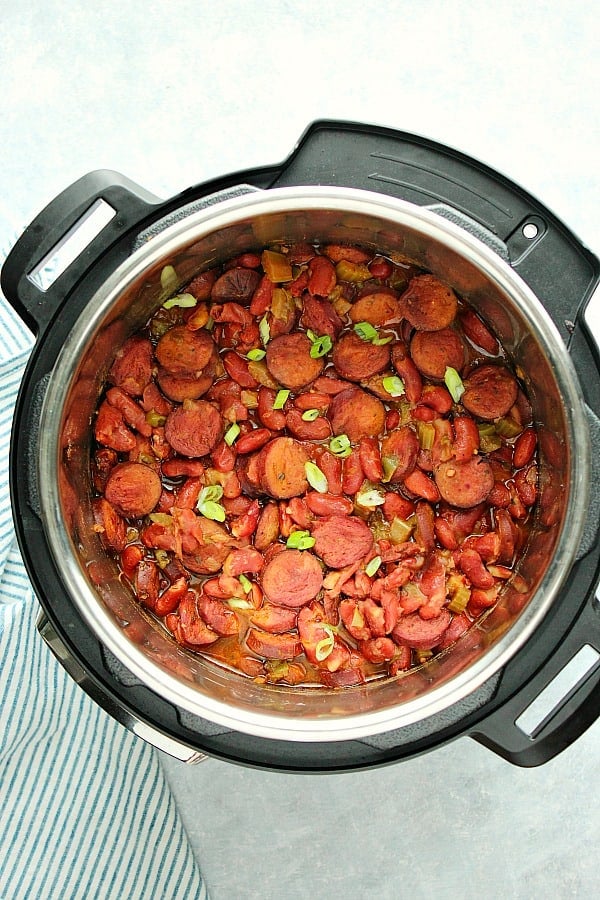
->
358, 437, 384, 482
403, 469, 441, 503
453, 416, 480, 462
458, 548, 495, 589
460, 308, 499, 354
285, 407, 332, 441
342, 449, 365, 495
305, 491, 354, 517
513, 428, 537, 468
235, 428, 273, 455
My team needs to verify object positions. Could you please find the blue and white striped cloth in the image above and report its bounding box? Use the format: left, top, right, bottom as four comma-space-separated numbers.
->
0, 242, 209, 899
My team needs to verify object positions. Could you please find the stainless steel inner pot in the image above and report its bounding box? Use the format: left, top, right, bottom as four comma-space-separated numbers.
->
37, 186, 590, 742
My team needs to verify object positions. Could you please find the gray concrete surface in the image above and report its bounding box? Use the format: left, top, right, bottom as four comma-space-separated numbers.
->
2, 2, 599, 898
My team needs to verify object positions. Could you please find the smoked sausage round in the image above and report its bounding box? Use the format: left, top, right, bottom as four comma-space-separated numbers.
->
262, 549, 323, 607
265, 333, 324, 390
104, 462, 162, 518
164, 400, 223, 457
311, 515, 374, 568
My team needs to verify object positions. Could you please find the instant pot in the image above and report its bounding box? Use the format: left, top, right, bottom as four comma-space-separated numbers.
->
4, 120, 600, 771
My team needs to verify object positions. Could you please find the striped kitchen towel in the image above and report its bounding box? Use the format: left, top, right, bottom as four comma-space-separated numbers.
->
0, 245, 209, 899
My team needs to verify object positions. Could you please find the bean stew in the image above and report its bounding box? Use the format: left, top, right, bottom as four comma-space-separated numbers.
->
91, 240, 538, 688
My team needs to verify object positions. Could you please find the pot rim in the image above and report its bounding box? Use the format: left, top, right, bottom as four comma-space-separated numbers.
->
37, 185, 590, 741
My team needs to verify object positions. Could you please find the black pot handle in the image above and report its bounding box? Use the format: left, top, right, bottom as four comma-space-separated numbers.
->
272, 119, 600, 343
0, 171, 161, 336
470, 585, 600, 766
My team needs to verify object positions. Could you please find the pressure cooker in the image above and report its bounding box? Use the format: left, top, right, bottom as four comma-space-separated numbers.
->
4, 120, 600, 771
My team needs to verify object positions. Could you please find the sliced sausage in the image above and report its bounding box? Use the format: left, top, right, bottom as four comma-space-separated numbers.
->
250, 604, 298, 634
178, 592, 220, 645
380, 426, 419, 482
392, 609, 452, 650
332, 331, 390, 381
312, 374, 354, 395
104, 462, 162, 518
349, 291, 404, 327
197, 594, 239, 636
246, 628, 302, 659
164, 399, 223, 457
265, 333, 324, 391
300, 294, 343, 338
461, 364, 519, 421
328, 387, 386, 443
108, 336, 153, 397
211, 267, 261, 303
312, 515, 374, 568
401, 274, 458, 331
254, 501, 280, 551
434, 457, 495, 508
409, 328, 465, 380
259, 436, 310, 499
261, 549, 323, 607
155, 326, 216, 376
156, 368, 213, 402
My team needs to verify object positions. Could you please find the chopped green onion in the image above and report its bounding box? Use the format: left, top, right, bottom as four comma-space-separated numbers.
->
259, 315, 270, 346
309, 334, 333, 358
382, 375, 405, 398
224, 423, 241, 446
444, 366, 465, 403
205, 315, 215, 331
197, 500, 226, 522
415, 649, 433, 665
372, 334, 394, 346
315, 625, 336, 662
356, 487, 386, 507
197, 485, 224, 505
301, 408, 320, 422
273, 389, 290, 410
162, 292, 197, 310
227, 597, 254, 610
306, 329, 317, 342
305, 461, 328, 493
160, 264, 178, 292
197, 485, 227, 521
365, 556, 382, 577
286, 530, 316, 550
238, 575, 253, 594
329, 434, 351, 457
247, 348, 266, 361
354, 321, 378, 342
